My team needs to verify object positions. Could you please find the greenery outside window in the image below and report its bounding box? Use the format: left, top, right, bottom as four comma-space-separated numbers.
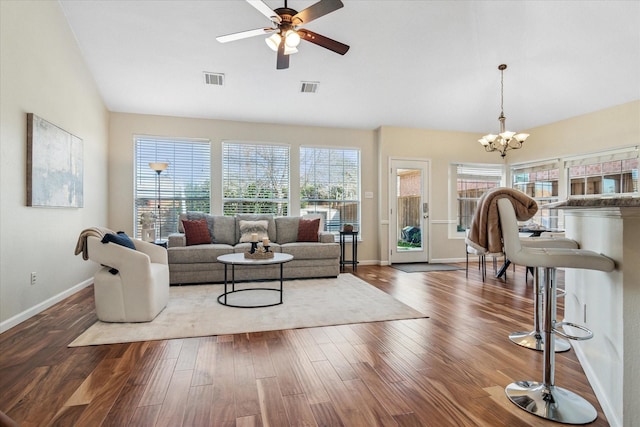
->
134, 136, 211, 239
222, 142, 289, 216
456, 164, 503, 232
300, 147, 360, 234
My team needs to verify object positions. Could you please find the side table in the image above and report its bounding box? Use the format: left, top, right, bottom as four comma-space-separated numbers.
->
153, 240, 167, 248
339, 230, 358, 271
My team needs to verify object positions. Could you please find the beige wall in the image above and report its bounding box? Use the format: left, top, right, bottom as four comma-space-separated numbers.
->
377, 100, 639, 264
377, 126, 506, 263
108, 113, 379, 262
506, 101, 639, 164
0, 1, 109, 328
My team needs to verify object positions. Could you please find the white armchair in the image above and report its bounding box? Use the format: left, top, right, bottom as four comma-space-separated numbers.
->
86, 235, 170, 322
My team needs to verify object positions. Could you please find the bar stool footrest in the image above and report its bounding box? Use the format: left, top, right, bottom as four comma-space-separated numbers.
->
505, 381, 597, 424
508, 331, 571, 352
554, 321, 594, 341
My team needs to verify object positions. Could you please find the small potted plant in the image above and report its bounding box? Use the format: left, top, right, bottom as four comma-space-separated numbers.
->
342, 223, 354, 233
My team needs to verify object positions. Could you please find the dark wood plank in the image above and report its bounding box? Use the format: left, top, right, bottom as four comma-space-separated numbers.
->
0, 265, 610, 426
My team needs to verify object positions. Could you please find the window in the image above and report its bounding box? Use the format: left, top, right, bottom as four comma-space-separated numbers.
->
300, 147, 360, 233
135, 136, 211, 239
222, 142, 289, 215
512, 163, 560, 229
456, 164, 503, 231
567, 148, 638, 197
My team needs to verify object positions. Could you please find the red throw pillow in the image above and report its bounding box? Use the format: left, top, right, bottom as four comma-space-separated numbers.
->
182, 219, 211, 246
297, 218, 320, 242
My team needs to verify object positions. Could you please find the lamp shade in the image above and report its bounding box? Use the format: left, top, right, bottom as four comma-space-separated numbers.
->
265, 33, 281, 51
149, 162, 168, 172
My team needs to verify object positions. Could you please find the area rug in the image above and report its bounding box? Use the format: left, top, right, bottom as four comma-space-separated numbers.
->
69, 274, 427, 347
390, 263, 464, 273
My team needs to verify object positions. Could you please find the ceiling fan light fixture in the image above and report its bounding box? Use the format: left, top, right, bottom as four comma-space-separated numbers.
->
265, 33, 281, 51
285, 30, 301, 48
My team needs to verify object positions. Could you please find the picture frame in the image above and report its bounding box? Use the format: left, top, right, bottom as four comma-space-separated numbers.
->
26, 113, 83, 208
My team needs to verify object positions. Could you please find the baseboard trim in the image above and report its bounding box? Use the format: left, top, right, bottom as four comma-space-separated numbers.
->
0, 278, 93, 334
571, 335, 620, 427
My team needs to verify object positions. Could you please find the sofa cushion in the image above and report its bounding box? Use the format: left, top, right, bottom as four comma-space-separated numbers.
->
168, 244, 234, 264
179, 212, 214, 241
280, 242, 340, 260
178, 212, 236, 245
101, 231, 135, 250
239, 220, 269, 243
211, 215, 236, 245
275, 217, 300, 244
182, 219, 211, 246
236, 214, 276, 243
297, 218, 320, 242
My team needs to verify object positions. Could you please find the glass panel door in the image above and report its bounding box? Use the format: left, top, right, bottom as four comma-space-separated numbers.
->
390, 159, 429, 264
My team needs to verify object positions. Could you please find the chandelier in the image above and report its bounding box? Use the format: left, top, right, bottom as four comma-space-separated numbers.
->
478, 64, 529, 158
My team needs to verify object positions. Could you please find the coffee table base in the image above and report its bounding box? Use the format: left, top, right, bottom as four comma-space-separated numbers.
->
217, 288, 283, 308
218, 261, 285, 308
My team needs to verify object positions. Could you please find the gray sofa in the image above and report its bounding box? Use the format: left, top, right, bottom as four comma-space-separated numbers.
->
167, 212, 340, 284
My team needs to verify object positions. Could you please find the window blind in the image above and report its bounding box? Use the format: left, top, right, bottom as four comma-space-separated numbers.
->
222, 142, 290, 216
301, 147, 360, 233
134, 136, 211, 239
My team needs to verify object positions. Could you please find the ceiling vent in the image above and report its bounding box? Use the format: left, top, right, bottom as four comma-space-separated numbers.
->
203, 72, 224, 86
300, 81, 319, 93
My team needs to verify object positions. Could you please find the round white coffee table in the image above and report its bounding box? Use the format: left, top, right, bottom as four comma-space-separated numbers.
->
216, 252, 293, 308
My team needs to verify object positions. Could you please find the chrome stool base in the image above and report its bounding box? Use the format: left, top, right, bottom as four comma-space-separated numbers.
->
508, 331, 571, 352
506, 381, 597, 424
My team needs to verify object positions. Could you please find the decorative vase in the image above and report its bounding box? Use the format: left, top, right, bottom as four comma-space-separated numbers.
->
343, 225, 353, 233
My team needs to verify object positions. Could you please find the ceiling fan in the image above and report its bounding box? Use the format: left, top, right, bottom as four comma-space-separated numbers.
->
216, 0, 350, 70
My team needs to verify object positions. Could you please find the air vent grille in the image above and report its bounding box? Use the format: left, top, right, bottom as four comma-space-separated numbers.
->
203, 72, 224, 86
300, 81, 319, 93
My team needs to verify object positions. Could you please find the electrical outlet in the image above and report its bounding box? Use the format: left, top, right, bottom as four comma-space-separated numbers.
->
30, 272, 37, 286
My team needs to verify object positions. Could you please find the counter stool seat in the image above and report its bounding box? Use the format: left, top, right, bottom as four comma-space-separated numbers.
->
497, 198, 614, 424
514, 236, 580, 352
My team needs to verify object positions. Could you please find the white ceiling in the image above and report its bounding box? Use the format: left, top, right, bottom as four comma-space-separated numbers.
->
59, 0, 640, 132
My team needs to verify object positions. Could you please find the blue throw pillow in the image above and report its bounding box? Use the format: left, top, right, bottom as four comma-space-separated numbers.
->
101, 231, 135, 250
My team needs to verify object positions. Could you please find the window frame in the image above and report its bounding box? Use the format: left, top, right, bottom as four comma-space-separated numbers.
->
134, 135, 211, 240
511, 161, 561, 229
454, 163, 504, 234
300, 146, 361, 236
221, 141, 290, 216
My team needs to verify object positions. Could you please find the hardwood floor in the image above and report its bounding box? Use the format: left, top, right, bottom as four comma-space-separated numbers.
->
0, 264, 609, 426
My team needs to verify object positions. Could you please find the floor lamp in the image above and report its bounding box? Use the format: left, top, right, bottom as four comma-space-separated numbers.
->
149, 162, 169, 243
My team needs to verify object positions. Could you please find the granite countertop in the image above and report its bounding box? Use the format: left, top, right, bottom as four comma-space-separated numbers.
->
546, 197, 640, 209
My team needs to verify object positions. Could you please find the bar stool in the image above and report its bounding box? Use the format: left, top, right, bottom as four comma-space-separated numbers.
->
513, 236, 580, 352
497, 198, 615, 424
465, 230, 504, 281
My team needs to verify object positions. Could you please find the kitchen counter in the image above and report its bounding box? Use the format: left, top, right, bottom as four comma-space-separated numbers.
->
553, 200, 640, 427
546, 197, 640, 208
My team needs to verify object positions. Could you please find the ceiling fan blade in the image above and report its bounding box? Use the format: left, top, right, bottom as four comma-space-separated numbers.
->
298, 29, 349, 55
247, 0, 281, 23
216, 27, 275, 43
276, 39, 289, 70
293, 0, 344, 25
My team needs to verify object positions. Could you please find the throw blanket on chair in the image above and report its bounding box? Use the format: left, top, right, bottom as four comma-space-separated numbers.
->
74, 226, 114, 260
467, 188, 538, 254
